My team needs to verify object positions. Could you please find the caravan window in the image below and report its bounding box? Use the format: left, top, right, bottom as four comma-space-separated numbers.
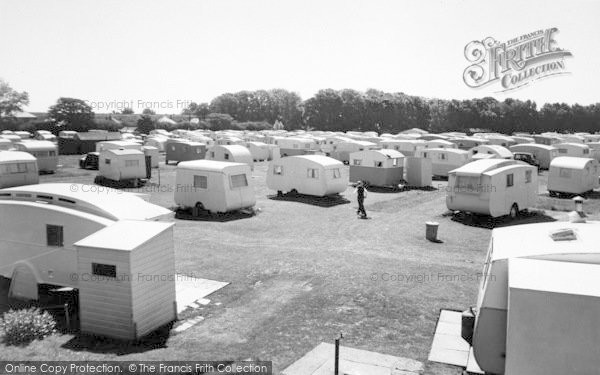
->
17, 163, 29, 173
374, 161, 383, 168
224, 153, 230, 160
558, 148, 567, 154
49, 151, 56, 157
584, 149, 590, 154
422, 152, 428, 158
438, 153, 446, 160
525, 170, 532, 183
105, 159, 111, 165
353, 159, 362, 166
307, 168, 319, 179
506, 173, 514, 187
273, 165, 283, 175
193, 175, 208, 189
125, 160, 139, 167
210, 151, 215, 158
46, 225, 64, 247
196, 147, 202, 154
559, 168, 572, 178
455, 176, 480, 194
230, 174, 248, 189
332, 168, 341, 179
392, 158, 398, 166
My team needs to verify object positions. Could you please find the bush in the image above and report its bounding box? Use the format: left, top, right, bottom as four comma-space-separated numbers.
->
0, 307, 56, 345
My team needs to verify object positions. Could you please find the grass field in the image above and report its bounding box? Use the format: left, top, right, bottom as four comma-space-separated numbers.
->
1, 155, 598, 374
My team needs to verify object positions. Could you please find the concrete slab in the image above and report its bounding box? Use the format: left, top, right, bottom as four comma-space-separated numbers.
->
282, 342, 423, 375
428, 310, 470, 367
175, 276, 228, 313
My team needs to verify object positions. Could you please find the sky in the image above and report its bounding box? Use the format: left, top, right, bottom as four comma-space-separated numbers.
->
0, 0, 598, 113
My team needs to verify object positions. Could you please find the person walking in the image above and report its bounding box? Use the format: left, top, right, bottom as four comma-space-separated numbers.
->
355, 180, 367, 218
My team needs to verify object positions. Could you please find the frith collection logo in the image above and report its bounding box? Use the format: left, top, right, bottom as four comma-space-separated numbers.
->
463, 28, 572, 92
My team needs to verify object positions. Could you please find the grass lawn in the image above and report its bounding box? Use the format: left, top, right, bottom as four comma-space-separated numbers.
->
1, 155, 597, 374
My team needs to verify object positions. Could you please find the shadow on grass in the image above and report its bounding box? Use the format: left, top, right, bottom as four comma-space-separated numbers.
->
175, 208, 257, 222
61, 321, 174, 355
268, 193, 350, 207
450, 209, 557, 229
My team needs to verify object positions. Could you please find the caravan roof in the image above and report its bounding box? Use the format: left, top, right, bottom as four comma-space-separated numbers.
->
550, 156, 595, 169
295, 154, 343, 167
104, 148, 143, 156
16, 141, 57, 151
0, 151, 36, 163
491, 221, 600, 261
74, 220, 174, 251
376, 149, 405, 158
0, 183, 171, 221
178, 159, 247, 172
450, 159, 516, 176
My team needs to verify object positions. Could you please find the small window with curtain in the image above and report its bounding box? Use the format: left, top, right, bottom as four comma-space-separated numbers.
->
307, 168, 319, 179
525, 170, 532, 183
230, 174, 248, 188
332, 168, 341, 179
559, 168, 572, 178
193, 175, 207, 189
506, 173, 514, 187
353, 159, 362, 166
46, 225, 64, 247
374, 161, 383, 167
224, 153, 229, 160
274, 165, 283, 175
125, 160, 139, 167
105, 159, 111, 165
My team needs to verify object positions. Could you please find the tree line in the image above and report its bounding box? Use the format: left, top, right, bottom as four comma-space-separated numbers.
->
2, 78, 599, 135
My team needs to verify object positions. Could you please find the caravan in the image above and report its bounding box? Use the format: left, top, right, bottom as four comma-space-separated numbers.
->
206, 145, 254, 170
415, 148, 470, 178
329, 140, 378, 164
0, 151, 39, 188
14, 141, 58, 173
468, 145, 513, 161
509, 143, 558, 169
349, 149, 404, 187
96, 149, 147, 187
547, 157, 599, 196
175, 160, 255, 214
165, 139, 207, 165
379, 139, 426, 156
555, 143, 592, 158
267, 155, 348, 197
446, 159, 538, 218
463, 221, 600, 375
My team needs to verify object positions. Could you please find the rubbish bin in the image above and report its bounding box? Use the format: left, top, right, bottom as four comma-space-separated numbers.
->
426, 221, 439, 242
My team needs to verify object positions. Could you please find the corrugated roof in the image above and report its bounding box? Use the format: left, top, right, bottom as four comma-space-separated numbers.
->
74, 220, 174, 251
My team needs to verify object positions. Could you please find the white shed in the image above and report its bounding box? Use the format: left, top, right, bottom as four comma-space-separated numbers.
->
98, 149, 147, 185
266, 155, 347, 196
75, 220, 176, 340
415, 148, 469, 177
14, 141, 58, 173
447, 159, 538, 217
509, 143, 558, 169
0, 151, 39, 188
547, 156, 599, 196
206, 145, 254, 170
175, 160, 255, 214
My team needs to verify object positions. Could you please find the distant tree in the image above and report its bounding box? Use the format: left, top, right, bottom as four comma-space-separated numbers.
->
205, 113, 234, 130
0, 79, 29, 120
142, 108, 156, 115
136, 115, 156, 134
121, 107, 134, 114
48, 97, 94, 131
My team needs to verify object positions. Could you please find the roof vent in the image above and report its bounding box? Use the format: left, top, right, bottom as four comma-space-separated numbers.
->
549, 228, 577, 241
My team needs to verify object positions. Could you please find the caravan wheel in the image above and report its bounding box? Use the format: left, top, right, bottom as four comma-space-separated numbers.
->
509, 203, 519, 219
192, 202, 206, 217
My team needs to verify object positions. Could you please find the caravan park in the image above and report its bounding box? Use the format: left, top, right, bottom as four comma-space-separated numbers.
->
2, 0, 600, 374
